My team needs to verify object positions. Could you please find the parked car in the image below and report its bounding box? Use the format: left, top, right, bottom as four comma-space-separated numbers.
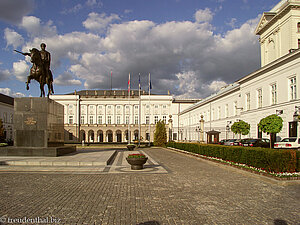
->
274, 137, 300, 149
233, 139, 243, 146
218, 139, 229, 145
240, 138, 270, 148
224, 139, 237, 146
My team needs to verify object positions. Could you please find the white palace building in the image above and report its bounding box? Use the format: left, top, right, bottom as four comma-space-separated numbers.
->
49, 0, 300, 144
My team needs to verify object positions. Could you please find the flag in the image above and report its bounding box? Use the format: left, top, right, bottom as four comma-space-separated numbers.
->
128, 73, 130, 93
138, 73, 141, 91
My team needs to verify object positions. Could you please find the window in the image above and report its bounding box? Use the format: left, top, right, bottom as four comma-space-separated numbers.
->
163, 105, 167, 109
154, 116, 159, 124
81, 116, 85, 124
163, 116, 167, 124
125, 116, 129, 124
117, 105, 121, 109
212, 109, 215, 121
246, 93, 250, 110
233, 101, 237, 116
68, 115, 73, 124
89, 116, 94, 124
107, 105, 111, 109
225, 104, 228, 118
146, 116, 150, 124
107, 116, 111, 124
155, 105, 158, 109
173, 133, 177, 141
146, 133, 150, 141
271, 83, 277, 105
298, 22, 300, 32
298, 39, 300, 49
257, 89, 262, 108
117, 116, 121, 124
217, 106, 221, 119
134, 105, 138, 110
3, 112, 7, 123
98, 115, 102, 124
290, 77, 297, 100
134, 116, 138, 124
69, 132, 73, 140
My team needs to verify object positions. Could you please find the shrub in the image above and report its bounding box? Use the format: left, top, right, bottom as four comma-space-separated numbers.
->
154, 120, 167, 147
167, 142, 299, 173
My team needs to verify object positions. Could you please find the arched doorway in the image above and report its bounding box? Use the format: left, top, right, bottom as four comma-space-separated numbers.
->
134, 130, 139, 141
80, 130, 86, 142
106, 130, 113, 142
97, 130, 103, 142
125, 130, 131, 142
88, 130, 94, 142
116, 130, 122, 143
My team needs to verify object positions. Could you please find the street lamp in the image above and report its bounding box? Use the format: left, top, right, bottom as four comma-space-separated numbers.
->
226, 121, 232, 139
195, 125, 202, 143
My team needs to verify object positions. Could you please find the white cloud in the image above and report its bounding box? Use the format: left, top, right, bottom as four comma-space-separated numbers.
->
0, 69, 11, 81
207, 80, 227, 92
0, 0, 34, 24
83, 12, 120, 32
9, 12, 260, 98
20, 16, 57, 38
4, 28, 24, 49
12, 60, 29, 82
195, 8, 214, 23
0, 88, 25, 97
54, 72, 82, 86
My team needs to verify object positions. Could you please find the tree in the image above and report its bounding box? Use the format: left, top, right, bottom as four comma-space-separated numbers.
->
154, 120, 167, 147
231, 120, 250, 137
0, 119, 5, 142
258, 114, 283, 148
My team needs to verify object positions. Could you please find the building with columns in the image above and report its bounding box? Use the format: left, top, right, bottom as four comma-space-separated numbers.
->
178, 0, 300, 143
0, 93, 14, 141
50, 90, 198, 143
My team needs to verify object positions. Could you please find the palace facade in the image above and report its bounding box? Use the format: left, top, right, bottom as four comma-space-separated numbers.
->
50, 90, 198, 143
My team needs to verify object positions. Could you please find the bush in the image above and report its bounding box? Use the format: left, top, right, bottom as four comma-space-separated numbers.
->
154, 120, 167, 147
167, 142, 299, 173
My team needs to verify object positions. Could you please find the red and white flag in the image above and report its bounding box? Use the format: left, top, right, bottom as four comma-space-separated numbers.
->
128, 73, 131, 94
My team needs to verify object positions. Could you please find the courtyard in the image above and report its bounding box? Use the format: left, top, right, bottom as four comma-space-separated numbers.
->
0, 147, 299, 224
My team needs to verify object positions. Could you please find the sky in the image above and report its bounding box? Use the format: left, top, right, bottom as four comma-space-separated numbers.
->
0, 0, 278, 99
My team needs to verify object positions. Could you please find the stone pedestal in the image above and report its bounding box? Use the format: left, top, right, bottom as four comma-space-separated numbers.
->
1, 97, 76, 156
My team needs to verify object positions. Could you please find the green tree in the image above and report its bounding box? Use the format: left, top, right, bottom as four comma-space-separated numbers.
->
231, 120, 250, 137
154, 120, 167, 147
258, 114, 283, 148
0, 119, 5, 142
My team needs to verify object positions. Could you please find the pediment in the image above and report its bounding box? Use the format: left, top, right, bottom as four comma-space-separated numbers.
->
255, 12, 276, 35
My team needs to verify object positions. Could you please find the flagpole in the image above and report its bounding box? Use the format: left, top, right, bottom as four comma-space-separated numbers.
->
128, 73, 131, 145
148, 73, 151, 147
110, 70, 112, 91
138, 73, 141, 147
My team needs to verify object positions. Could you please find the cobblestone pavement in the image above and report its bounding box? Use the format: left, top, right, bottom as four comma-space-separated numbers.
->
0, 147, 299, 225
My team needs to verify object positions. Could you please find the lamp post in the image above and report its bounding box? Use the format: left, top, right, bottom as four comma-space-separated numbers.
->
226, 121, 232, 139
179, 126, 183, 141
195, 125, 202, 143
168, 115, 173, 142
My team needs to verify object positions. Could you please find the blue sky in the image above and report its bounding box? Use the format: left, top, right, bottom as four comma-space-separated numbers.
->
0, 0, 278, 98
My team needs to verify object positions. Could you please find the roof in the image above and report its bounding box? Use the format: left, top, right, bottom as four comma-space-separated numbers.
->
0, 93, 14, 106
67, 89, 158, 97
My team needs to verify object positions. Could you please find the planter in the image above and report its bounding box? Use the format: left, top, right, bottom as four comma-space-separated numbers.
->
127, 145, 136, 151
126, 157, 148, 170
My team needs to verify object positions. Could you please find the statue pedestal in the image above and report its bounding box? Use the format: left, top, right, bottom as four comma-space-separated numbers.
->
1, 97, 75, 157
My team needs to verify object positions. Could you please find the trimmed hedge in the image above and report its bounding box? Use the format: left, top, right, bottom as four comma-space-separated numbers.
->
167, 142, 300, 173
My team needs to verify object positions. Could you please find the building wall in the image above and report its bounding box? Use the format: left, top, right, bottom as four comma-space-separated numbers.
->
50, 94, 195, 143
0, 101, 14, 141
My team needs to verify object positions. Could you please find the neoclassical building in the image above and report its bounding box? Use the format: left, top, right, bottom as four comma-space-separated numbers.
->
0, 93, 14, 141
50, 90, 198, 143
179, 0, 300, 143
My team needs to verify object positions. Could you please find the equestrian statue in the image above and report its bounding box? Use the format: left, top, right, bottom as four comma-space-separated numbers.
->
15, 43, 54, 97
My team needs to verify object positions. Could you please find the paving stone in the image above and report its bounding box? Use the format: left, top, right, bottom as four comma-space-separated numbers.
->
0, 147, 299, 224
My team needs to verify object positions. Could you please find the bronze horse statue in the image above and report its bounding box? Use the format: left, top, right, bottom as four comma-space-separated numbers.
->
15, 48, 54, 97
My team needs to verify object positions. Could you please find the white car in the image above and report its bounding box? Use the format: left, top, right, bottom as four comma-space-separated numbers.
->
274, 137, 300, 149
